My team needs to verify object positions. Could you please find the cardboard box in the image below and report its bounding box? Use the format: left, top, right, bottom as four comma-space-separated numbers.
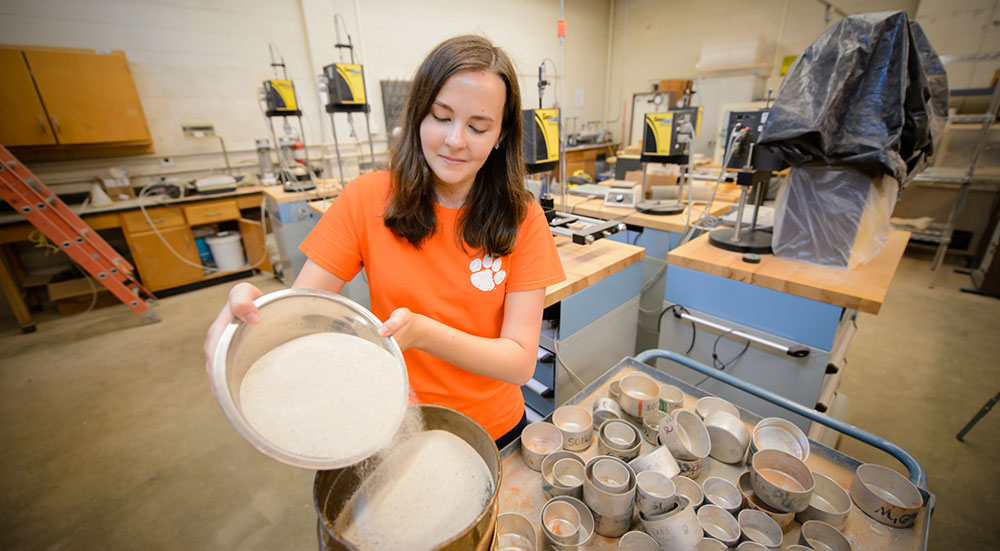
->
100, 176, 136, 202
625, 170, 680, 199
625, 170, 679, 187
656, 80, 692, 107
47, 277, 117, 315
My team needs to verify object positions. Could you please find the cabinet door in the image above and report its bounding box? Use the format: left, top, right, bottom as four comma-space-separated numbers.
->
239, 218, 272, 273
127, 227, 205, 292
24, 49, 151, 145
0, 49, 57, 146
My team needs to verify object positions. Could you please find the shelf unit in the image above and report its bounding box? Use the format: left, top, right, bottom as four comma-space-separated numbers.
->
892, 84, 1000, 287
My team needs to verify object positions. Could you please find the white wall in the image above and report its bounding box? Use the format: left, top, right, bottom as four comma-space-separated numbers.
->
607, 0, 920, 145
0, 0, 613, 192
302, 0, 613, 140
916, 0, 1000, 90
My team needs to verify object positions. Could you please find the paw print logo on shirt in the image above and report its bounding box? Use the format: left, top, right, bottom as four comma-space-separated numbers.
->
469, 254, 506, 291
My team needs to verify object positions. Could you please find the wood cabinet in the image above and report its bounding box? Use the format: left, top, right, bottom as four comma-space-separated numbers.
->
0, 45, 152, 153
0, 49, 56, 146
126, 226, 205, 292
119, 195, 272, 292
184, 201, 241, 226
555, 143, 617, 183
120, 207, 187, 233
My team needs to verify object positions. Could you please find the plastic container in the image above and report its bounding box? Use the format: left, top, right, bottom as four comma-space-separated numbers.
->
210, 288, 408, 470
206, 231, 246, 271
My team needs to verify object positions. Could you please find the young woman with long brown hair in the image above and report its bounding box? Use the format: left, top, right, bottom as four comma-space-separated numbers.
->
205, 35, 564, 447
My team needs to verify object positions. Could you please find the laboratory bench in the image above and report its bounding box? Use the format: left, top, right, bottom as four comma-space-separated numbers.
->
557, 192, 733, 352
0, 186, 272, 331
261, 180, 341, 284
655, 230, 911, 443
308, 197, 646, 418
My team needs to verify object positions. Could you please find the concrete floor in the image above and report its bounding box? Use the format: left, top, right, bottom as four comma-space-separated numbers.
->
0, 250, 997, 550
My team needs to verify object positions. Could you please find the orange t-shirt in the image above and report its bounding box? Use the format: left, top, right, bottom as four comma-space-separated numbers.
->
300, 171, 565, 439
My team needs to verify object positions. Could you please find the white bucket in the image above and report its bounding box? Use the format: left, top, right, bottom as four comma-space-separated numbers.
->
206, 231, 246, 272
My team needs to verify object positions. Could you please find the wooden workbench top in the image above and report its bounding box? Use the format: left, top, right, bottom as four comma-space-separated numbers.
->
309, 199, 645, 308
261, 179, 342, 204
545, 236, 644, 307
557, 193, 732, 233
0, 186, 270, 244
667, 230, 911, 314
0, 186, 265, 228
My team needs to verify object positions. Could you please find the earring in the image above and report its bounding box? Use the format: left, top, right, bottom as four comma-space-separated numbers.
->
494, 142, 501, 150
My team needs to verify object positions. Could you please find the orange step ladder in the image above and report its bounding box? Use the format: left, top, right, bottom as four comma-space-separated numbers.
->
0, 145, 159, 330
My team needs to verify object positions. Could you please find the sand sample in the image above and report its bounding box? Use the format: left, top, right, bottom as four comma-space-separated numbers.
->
334, 429, 494, 551
239, 332, 406, 464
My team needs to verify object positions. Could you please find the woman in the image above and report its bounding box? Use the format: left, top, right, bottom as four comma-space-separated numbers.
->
205, 35, 565, 448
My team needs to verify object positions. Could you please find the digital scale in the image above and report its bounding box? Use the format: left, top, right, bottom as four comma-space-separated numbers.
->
603, 181, 639, 208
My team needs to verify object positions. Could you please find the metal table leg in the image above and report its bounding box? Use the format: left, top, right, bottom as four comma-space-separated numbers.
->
956, 391, 1000, 442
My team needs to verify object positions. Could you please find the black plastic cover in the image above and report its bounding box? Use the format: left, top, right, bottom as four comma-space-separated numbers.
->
758, 11, 949, 184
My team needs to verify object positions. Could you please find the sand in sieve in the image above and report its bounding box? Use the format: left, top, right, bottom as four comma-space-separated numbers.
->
334, 428, 495, 551
239, 332, 406, 463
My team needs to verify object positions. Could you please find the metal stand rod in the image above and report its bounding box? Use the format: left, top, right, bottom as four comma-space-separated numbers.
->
635, 348, 928, 487
216, 135, 233, 177
363, 111, 377, 170
296, 116, 317, 188
731, 186, 751, 243
641, 163, 648, 202
266, 118, 282, 177
328, 113, 345, 185
956, 391, 1000, 442
750, 179, 768, 234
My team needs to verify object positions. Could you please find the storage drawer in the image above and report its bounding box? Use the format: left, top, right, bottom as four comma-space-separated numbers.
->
120, 207, 187, 233
184, 200, 240, 226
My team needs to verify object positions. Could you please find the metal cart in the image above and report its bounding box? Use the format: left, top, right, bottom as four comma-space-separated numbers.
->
498, 350, 934, 550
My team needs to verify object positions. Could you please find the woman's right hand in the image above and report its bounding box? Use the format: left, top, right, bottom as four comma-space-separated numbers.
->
203, 282, 264, 377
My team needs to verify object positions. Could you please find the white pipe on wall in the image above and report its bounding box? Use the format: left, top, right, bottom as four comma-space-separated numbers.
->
602, 0, 616, 136
771, 0, 791, 78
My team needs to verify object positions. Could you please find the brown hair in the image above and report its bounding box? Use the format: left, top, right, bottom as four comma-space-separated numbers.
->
384, 35, 531, 257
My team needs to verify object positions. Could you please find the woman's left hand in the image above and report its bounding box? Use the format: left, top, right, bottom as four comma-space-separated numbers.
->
378, 308, 424, 350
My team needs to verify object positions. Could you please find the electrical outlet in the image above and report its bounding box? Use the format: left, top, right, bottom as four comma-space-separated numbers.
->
160, 157, 175, 168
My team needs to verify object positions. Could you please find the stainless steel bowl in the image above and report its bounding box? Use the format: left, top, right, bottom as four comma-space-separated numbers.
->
850, 463, 923, 528
314, 404, 500, 551
697, 504, 740, 547
211, 288, 408, 470
796, 472, 852, 530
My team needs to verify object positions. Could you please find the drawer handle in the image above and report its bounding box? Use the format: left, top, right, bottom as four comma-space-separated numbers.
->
674, 310, 811, 358
38, 115, 47, 133
151, 218, 165, 224
202, 211, 223, 216
52, 116, 61, 133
